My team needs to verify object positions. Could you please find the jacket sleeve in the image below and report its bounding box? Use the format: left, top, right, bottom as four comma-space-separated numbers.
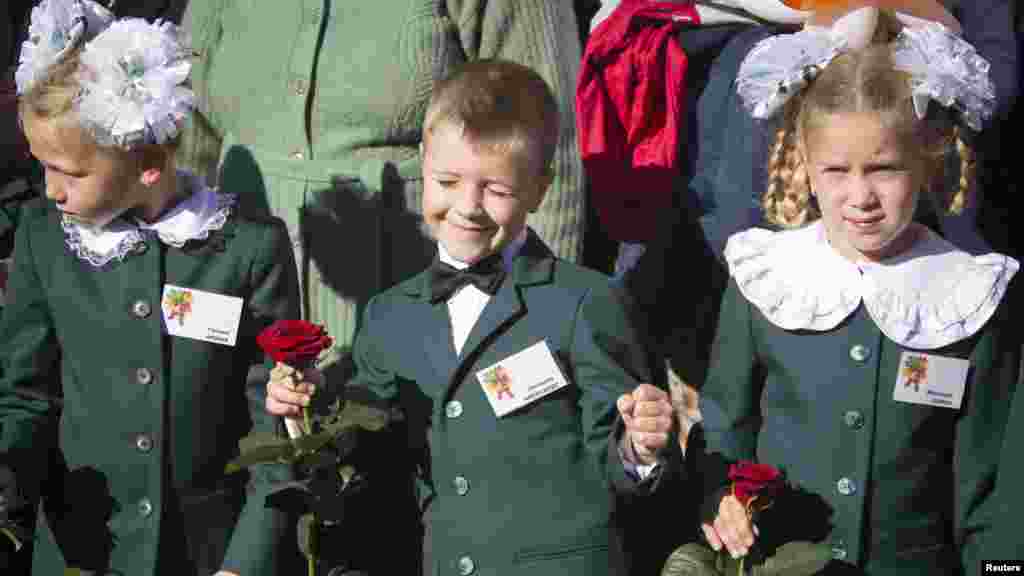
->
954, 296, 1020, 571
699, 277, 761, 461
219, 219, 301, 576
0, 206, 60, 546
446, 0, 585, 262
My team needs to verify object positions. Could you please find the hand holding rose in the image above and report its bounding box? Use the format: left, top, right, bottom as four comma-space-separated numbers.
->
258, 320, 331, 433
265, 362, 321, 420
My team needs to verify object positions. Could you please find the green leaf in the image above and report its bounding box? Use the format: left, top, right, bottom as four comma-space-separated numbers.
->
225, 400, 392, 473
225, 438, 298, 473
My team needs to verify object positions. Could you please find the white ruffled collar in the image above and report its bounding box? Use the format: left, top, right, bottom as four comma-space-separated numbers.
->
724, 221, 1019, 349
62, 170, 237, 267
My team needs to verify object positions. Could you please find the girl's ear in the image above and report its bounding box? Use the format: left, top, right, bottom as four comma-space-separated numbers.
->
140, 167, 163, 187
136, 144, 170, 186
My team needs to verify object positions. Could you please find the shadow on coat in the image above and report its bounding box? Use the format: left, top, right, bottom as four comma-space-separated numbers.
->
42, 464, 120, 573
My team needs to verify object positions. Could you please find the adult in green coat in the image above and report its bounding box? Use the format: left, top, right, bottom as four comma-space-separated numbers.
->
180, 0, 587, 374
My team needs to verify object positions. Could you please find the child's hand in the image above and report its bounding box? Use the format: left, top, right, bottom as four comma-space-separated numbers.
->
265, 362, 321, 419
702, 493, 757, 559
617, 383, 675, 465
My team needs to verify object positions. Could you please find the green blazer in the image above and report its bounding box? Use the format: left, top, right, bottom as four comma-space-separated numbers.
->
0, 197, 300, 575
700, 279, 1020, 575
346, 230, 678, 576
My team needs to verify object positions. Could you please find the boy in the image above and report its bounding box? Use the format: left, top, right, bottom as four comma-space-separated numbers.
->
266, 59, 680, 576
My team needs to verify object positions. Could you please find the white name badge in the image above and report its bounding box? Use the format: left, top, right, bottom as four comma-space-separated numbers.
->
476, 340, 569, 417
161, 284, 244, 346
893, 351, 969, 410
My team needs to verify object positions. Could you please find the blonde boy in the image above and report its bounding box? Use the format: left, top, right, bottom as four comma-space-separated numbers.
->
267, 59, 678, 576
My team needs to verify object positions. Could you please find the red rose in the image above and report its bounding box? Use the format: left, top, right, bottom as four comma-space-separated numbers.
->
728, 461, 783, 507
257, 320, 333, 368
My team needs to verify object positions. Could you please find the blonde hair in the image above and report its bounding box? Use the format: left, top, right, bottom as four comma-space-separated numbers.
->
423, 59, 559, 174
763, 12, 973, 228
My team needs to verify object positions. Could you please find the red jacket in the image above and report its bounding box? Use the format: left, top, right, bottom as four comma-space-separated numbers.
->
576, 0, 699, 242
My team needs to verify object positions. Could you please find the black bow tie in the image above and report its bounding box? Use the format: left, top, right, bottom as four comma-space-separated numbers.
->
429, 253, 506, 303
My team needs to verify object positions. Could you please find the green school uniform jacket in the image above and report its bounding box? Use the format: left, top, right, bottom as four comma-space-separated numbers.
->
701, 224, 1021, 575
346, 229, 683, 576
0, 192, 300, 575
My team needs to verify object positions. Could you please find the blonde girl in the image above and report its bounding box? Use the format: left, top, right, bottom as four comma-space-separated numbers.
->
697, 6, 1019, 575
0, 2, 300, 574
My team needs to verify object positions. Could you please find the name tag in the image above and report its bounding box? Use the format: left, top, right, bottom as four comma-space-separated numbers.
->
161, 284, 243, 346
893, 351, 969, 410
476, 340, 569, 417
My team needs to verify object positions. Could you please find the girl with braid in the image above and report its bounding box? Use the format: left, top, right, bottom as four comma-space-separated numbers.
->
696, 5, 1021, 573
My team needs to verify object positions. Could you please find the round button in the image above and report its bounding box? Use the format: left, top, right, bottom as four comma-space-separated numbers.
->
136, 434, 153, 453
843, 410, 865, 430
291, 150, 305, 160
136, 368, 153, 385
831, 546, 847, 561
132, 300, 151, 318
453, 476, 469, 496
311, 8, 321, 20
457, 555, 475, 576
294, 79, 307, 96
445, 400, 463, 419
849, 345, 870, 363
138, 498, 153, 518
836, 477, 856, 496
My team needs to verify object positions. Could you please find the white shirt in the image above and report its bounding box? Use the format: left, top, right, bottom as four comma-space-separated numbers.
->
437, 229, 528, 355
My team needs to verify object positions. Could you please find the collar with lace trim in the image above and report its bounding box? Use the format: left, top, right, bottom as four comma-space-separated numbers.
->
724, 221, 1019, 349
62, 171, 237, 268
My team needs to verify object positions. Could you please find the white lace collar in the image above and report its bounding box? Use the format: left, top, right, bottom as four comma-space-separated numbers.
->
62, 170, 237, 267
724, 221, 1019, 349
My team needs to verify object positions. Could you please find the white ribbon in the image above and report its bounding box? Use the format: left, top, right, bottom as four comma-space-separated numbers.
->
76, 18, 195, 148
736, 7, 996, 130
15, 0, 114, 94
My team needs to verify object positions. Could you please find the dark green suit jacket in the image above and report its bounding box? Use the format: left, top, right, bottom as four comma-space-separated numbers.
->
347, 230, 682, 576
701, 278, 1020, 575
0, 196, 299, 575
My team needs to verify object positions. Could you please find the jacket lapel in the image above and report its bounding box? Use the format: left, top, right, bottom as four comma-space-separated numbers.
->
453, 230, 555, 379
403, 263, 460, 390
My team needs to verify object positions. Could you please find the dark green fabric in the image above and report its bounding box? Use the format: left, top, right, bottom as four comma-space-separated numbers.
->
345, 229, 679, 575
701, 278, 1020, 575
0, 194, 301, 575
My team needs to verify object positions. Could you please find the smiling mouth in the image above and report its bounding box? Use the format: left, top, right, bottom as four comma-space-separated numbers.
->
449, 221, 494, 233
845, 217, 883, 228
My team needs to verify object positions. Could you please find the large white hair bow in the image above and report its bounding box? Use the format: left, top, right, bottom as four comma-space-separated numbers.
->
15, 0, 114, 94
76, 18, 194, 148
735, 7, 996, 130
890, 21, 995, 131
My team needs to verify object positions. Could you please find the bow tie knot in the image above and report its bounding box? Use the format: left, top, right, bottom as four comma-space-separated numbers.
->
429, 254, 505, 303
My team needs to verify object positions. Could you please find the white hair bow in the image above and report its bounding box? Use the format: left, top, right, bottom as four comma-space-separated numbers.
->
735, 7, 996, 130
15, 0, 114, 94
76, 18, 195, 148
